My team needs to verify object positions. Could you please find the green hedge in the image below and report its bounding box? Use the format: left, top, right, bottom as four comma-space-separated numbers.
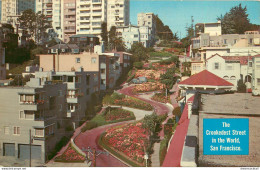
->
103, 93, 153, 111
81, 108, 136, 132
98, 132, 144, 167
159, 137, 169, 166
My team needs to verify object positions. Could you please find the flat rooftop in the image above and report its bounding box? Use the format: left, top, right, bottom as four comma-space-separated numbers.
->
201, 93, 260, 116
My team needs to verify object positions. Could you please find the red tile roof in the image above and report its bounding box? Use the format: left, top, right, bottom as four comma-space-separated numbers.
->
162, 95, 194, 167
178, 70, 234, 86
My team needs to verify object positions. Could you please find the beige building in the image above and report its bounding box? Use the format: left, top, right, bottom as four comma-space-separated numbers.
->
63, 0, 76, 43
107, 0, 130, 29
137, 12, 156, 44
39, 52, 99, 73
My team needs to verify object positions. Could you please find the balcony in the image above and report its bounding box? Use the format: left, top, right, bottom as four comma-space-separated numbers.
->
67, 97, 79, 103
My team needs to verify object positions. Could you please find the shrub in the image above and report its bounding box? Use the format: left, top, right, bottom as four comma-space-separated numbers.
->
237, 79, 246, 93
133, 62, 144, 69
159, 137, 169, 166
48, 136, 70, 160
81, 121, 98, 132
164, 118, 174, 138
172, 106, 181, 117
65, 125, 74, 132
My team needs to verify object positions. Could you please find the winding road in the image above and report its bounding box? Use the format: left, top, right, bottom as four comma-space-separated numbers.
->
53, 84, 173, 167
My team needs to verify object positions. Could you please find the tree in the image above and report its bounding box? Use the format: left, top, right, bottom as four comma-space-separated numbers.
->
35, 12, 52, 44
18, 9, 51, 43
101, 22, 108, 49
155, 15, 174, 40
18, 9, 36, 38
217, 4, 252, 34
129, 42, 149, 62
160, 68, 177, 89
237, 79, 246, 93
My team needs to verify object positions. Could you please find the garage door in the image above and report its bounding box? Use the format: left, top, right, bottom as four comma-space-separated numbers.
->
18, 144, 41, 160
3, 143, 15, 156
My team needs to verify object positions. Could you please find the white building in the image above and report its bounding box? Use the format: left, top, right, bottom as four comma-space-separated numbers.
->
252, 55, 260, 96
137, 12, 156, 45
204, 21, 222, 36
206, 54, 253, 90
107, 0, 129, 29
1, 0, 35, 23
36, 0, 63, 39
117, 25, 152, 49
76, 0, 107, 37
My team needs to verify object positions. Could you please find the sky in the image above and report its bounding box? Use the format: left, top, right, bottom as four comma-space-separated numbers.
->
130, 0, 260, 39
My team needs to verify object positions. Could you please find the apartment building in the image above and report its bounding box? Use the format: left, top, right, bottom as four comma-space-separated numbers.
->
1, 0, 35, 23
34, 69, 99, 125
137, 13, 156, 40
107, 0, 129, 29
76, 0, 107, 37
63, 0, 76, 43
36, 0, 63, 39
0, 26, 6, 80
68, 34, 100, 52
116, 25, 152, 49
0, 78, 68, 164
252, 55, 260, 96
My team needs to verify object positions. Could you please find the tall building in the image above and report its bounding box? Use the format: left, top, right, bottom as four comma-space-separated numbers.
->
36, 0, 63, 39
0, 0, 2, 20
137, 13, 156, 45
107, 0, 130, 30
76, 0, 107, 37
63, 0, 76, 43
1, 0, 35, 23
0, 25, 6, 80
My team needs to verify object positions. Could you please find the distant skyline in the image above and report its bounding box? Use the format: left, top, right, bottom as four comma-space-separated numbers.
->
130, 0, 260, 39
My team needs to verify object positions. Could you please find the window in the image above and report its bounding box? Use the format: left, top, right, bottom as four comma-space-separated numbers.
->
35, 128, 44, 137
76, 57, 80, 63
249, 62, 252, 67
86, 75, 90, 85
257, 79, 260, 85
101, 69, 105, 74
25, 111, 34, 120
45, 124, 54, 136
234, 39, 237, 44
134, 34, 138, 38
58, 90, 63, 96
224, 39, 227, 44
214, 62, 220, 70
13, 127, 20, 135
4, 126, 9, 135
249, 38, 253, 44
91, 57, 96, 63
101, 79, 105, 85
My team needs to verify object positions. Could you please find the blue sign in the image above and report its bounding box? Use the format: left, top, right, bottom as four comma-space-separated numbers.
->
203, 118, 249, 155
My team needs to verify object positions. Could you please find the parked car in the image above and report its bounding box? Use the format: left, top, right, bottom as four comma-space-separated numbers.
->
131, 77, 148, 84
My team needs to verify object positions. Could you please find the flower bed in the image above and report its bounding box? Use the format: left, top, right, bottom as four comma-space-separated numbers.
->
151, 63, 175, 71
133, 82, 165, 93
101, 122, 148, 166
135, 70, 164, 80
103, 93, 153, 111
151, 93, 170, 103
114, 98, 153, 111
54, 144, 85, 162
104, 108, 134, 121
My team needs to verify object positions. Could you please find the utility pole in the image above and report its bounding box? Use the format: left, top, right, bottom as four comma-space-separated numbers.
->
29, 129, 32, 167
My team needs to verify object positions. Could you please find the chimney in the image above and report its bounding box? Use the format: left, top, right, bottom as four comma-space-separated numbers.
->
188, 101, 193, 119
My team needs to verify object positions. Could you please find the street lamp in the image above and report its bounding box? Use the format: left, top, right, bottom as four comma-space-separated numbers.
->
144, 152, 148, 167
